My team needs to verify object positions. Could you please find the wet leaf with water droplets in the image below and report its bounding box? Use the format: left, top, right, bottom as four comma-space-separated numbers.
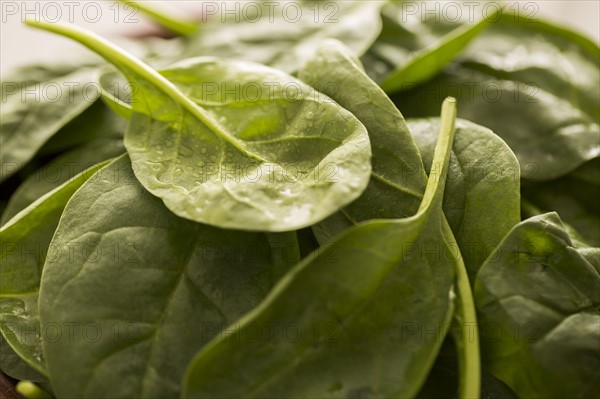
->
26, 22, 373, 232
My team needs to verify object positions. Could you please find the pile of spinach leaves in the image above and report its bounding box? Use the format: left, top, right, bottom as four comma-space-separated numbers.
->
1, 1, 598, 398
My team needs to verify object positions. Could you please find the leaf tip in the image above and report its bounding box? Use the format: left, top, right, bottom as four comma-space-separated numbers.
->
441, 97, 458, 122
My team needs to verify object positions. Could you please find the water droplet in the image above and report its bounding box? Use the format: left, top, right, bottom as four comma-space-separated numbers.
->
145, 162, 164, 172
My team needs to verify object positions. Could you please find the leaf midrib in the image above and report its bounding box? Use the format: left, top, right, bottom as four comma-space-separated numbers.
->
26, 20, 270, 164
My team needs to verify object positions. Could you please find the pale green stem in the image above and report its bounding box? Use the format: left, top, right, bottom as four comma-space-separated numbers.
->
119, 0, 198, 36
25, 19, 267, 162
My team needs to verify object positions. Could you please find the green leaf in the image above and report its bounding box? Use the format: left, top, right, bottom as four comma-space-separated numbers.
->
0, 160, 109, 376
27, 20, 373, 232
182, 98, 468, 398
183, 0, 383, 72
299, 40, 520, 280
379, 5, 500, 93
408, 117, 521, 280
361, 1, 478, 83
475, 212, 600, 399
395, 13, 600, 181
298, 43, 481, 397
297, 39, 427, 243
38, 155, 300, 398
461, 13, 600, 121
2, 138, 124, 224
0, 67, 100, 182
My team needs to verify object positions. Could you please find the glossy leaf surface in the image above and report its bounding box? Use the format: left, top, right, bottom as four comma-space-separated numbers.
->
28, 21, 373, 232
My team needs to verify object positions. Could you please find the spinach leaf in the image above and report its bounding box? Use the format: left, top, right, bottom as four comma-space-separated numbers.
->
475, 212, 600, 399
1, 138, 124, 223
378, 4, 499, 93
298, 39, 427, 243
299, 40, 520, 280
298, 45, 482, 396
182, 98, 473, 398
408, 117, 521, 280
395, 13, 600, 181
0, 67, 100, 182
361, 1, 495, 83
38, 155, 300, 399
0, 160, 109, 376
28, 20, 373, 232
183, 0, 383, 72
461, 13, 599, 121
